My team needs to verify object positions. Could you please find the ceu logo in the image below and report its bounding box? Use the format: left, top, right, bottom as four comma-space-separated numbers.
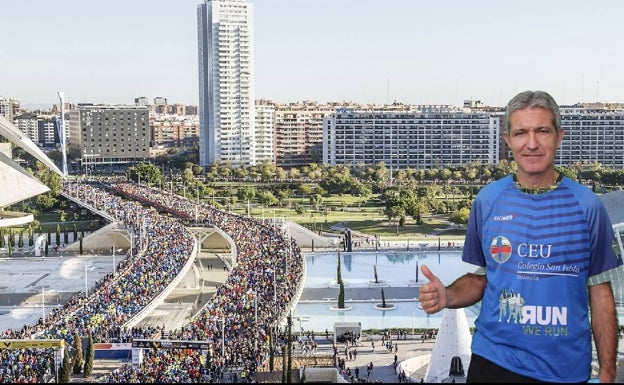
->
490, 236, 512, 264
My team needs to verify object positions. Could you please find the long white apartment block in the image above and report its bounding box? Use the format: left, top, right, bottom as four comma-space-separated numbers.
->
323, 107, 500, 169
198, 0, 256, 168
557, 107, 624, 168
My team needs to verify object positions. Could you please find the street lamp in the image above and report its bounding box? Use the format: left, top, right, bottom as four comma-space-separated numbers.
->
84, 265, 96, 296
112, 246, 122, 273
253, 291, 258, 350
252, 291, 258, 324
216, 317, 225, 358
41, 286, 45, 323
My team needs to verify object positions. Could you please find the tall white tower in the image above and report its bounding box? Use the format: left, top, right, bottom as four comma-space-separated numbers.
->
197, 0, 256, 169
57, 91, 68, 177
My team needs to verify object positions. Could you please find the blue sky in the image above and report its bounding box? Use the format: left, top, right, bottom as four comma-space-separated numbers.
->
2, 0, 623, 108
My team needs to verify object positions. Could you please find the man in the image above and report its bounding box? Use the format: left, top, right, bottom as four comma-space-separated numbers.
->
419, 90, 622, 382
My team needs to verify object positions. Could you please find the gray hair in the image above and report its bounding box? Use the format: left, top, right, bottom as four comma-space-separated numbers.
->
503, 90, 561, 133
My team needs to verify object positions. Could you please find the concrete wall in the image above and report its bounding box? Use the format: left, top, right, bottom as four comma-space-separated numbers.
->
64, 222, 130, 253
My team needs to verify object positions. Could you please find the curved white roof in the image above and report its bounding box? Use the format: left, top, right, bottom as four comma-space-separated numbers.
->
0, 115, 63, 209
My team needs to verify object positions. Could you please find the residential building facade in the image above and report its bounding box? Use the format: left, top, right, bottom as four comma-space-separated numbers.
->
67, 104, 149, 168
14, 113, 40, 143
274, 101, 338, 168
254, 101, 275, 163
323, 107, 500, 170
14, 113, 59, 148
557, 106, 624, 168
197, 0, 256, 168
150, 114, 200, 147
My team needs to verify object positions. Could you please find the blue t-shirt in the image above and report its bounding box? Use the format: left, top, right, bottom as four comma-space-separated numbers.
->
462, 175, 622, 382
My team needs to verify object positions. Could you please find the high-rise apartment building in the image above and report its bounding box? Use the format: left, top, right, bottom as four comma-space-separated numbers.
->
197, 0, 256, 168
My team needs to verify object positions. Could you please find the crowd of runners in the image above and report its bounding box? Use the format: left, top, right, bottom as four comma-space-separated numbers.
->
0, 179, 305, 383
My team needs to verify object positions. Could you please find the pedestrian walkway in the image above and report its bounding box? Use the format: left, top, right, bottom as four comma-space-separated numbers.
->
306, 333, 440, 383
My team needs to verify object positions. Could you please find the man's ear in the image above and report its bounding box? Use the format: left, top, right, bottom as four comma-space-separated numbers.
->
502, 132, 510, 147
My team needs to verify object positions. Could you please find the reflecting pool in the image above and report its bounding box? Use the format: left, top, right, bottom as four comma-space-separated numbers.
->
293, 251, 479, 332
303, 251, 476, 288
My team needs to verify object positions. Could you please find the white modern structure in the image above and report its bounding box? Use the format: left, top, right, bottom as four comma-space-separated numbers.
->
197, 0, 256, 169
0, 115, 64, 228
57, 91, 68, 177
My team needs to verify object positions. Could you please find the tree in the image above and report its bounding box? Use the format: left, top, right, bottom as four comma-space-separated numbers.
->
34, 193, 58, 212
449, 207, 471, 227
32, 162, 62, 211
269, 329, 275, 372
374, 264, 379, 284
276, 189, 292, 208
338, 280, 345, 310
257, 191, 278, 207
381, 288, 387, 308
28, 225, 34, 247
131, 162, 164, 186
336, 251, 342, 284
298, 183, 312, 196
288, 168, 301, 180
83, 333, 95, 377
192, 164, 204, 176
337, 251, 345, 309
309, 194, 323, 211
56, 223, 61, 246
237, 186, 257, 202
281, 344, 287, 383
59, 345, 72, 383
72, 333, 84, 374
286, 314, 293, 383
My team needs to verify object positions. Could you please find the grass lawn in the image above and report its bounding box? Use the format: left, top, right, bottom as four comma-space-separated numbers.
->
232, 197, 467, 242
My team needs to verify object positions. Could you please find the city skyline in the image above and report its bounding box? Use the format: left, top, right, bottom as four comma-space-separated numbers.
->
2, 0, 623, 109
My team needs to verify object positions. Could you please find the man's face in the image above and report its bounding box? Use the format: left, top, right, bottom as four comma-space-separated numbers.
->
503, 107, 564, 178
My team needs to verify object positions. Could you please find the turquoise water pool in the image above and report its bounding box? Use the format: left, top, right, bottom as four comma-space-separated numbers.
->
293, 251, 478, 331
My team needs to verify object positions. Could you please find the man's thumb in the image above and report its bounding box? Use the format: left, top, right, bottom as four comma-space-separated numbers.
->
421, 264, 438, 282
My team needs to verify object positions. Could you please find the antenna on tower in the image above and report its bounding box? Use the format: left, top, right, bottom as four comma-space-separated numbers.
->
57, 91, 68, 178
